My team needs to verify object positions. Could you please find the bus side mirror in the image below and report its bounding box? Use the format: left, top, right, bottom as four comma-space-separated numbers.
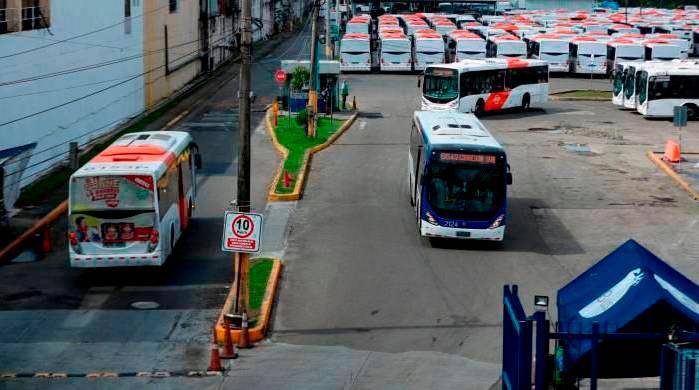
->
417, 77, 421, 88
506, 172, 513, 185
319, 36, 326, 45
195, 154, 203, 170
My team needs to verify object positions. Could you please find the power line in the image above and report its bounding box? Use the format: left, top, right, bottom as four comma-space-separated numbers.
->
0, 33, 234, 129
0, 2, 172, 60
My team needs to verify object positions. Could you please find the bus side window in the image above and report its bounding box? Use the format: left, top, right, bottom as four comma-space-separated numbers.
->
180, 149, 193, 195
157, 164, 178, 219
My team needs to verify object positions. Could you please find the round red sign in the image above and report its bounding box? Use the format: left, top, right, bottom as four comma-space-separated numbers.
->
274, 70, 287, 83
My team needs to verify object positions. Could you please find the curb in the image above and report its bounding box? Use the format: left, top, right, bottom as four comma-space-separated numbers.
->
265, 109, 358, 202
0, 371, 223, 379
215, 258, 283, 344
646, 150, 699, 201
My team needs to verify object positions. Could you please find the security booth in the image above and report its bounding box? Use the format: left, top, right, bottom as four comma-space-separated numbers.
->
279, 60, 341, 113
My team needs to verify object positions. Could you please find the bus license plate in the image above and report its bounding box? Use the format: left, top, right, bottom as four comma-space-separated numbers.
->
457, 231, 471, 238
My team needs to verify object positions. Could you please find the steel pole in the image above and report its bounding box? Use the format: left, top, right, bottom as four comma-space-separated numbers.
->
307, 0, 320, 137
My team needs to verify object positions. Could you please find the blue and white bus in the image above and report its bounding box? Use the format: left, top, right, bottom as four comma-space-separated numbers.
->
409, 111, 512, 241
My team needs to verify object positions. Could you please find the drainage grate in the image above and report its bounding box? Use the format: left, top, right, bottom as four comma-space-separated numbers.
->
359, 112, 384, 119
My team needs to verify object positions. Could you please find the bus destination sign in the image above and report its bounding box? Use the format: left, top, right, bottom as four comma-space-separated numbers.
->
439, 152, 496, 164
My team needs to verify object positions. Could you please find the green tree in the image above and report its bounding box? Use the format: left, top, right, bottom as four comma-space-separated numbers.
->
290, 66, 310, 91
295, 109, 309, 128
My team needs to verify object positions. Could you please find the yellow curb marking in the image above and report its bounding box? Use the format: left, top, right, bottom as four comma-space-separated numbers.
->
215, 258, 283, 344
647, 150, 699, 201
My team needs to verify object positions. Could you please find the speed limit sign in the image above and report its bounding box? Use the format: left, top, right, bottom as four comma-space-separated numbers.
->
222, 211, 263, 253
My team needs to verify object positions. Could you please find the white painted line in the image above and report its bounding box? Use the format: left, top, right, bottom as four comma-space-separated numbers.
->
359, 120, 367, 130
164, 109, 191, 130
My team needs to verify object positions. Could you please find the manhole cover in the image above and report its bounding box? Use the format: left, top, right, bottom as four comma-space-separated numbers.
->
131, 301, 160, 310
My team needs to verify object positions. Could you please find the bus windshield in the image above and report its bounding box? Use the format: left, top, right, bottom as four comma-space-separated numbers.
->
624, 68, 636, 99
423, 68, 458, 103
427, 157, 505, 220
613, 68, 625, 95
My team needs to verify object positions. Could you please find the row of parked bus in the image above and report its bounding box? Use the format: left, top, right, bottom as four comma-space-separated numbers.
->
611, 59, 699, 119
339, 7, 699, 74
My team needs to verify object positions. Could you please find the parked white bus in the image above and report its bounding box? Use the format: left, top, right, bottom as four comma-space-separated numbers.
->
606, 38, 644, 73
611, 61, 634, 106
643, 39, 682, 60
622, 61, 668, 109
570, 36, 607, 74
647, 33, 691, 59
346, 16, 371, 34
526, 33, 569, 72
413, 30, 445, 70
68, 132, 201, 267
446, 30, 486, 62
379, 31, 413, 71
486, 35, 527, 58
636, 63, 699, 119
340, 33, 371, 72
420, 58, 549, 115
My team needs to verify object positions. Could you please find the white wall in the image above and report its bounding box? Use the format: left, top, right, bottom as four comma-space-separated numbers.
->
0, 0, 145, 189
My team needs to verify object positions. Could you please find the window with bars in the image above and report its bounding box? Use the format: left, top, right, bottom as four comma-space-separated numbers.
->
0, 0, 7, 34
21, 0, 46, 31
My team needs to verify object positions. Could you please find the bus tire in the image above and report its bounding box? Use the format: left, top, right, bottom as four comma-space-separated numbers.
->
474, 99, 485, 116
684, 104, 697, 120
521, 94, 530, 111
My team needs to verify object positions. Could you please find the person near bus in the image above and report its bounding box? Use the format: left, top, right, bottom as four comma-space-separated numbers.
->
341, 80, 350, 109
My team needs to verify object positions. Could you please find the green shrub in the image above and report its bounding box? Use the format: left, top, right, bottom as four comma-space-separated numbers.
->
295, 109, 308, 127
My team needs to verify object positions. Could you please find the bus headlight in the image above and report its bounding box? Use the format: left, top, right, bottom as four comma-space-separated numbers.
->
425, 212, 439, 226
489, 214, 505, 229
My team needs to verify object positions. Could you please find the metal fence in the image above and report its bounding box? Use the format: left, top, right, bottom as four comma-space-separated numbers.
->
502, 285, 532, 390
502, 284, 699, 390
660, 344, 698, 390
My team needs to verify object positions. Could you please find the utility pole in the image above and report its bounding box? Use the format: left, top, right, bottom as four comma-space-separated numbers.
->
235, 0, 253, 317
325, 0, 332, 58
307, 0, 320, 137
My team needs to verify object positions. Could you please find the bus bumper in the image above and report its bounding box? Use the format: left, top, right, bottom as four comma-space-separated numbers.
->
70, 252, 164, 267
380, 64, 412, 71
548, 64, 569, 72
340, 65, 371, 72
420, 222, 505, 241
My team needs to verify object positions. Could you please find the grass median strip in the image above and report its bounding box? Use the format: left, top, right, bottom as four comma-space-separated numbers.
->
274, 115, 345, 194
248, 257, 274, 327
552, 90, 610, 99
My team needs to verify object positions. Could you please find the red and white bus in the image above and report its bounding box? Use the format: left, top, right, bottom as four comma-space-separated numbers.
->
525, 33, 570, 72
446, 30, 486, 62
346, 15, 371, 34
606, 38, 644, 72
642, 38, 682, 60
68, 131, 201, 267
340, 33, 371, 72
413, 29, 445, 71
486, 34, 527, 58
421, 58, 549, 115
569, 36, 607, 74
379, 31, 412, 71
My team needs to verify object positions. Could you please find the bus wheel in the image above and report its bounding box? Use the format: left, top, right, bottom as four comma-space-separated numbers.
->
475, 100, 485, 116
521, 94, 530, 111
685, 104, 697, 120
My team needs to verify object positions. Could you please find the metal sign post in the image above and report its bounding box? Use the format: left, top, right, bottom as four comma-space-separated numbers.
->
674, 106, 688, 172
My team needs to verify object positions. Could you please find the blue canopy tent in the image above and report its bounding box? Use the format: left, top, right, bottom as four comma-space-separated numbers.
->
557, 239, 699, 377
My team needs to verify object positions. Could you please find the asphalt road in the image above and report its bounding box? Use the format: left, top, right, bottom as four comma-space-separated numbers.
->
270, 73, 699, 386
0, 22, 313, 385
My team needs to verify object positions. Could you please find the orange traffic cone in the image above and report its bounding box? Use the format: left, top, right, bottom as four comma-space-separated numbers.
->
664, 140, 681, 163
41, 227, 52, 253
207, 328, 223, 372
220, 319, 238, 359
283, 170, 292, 189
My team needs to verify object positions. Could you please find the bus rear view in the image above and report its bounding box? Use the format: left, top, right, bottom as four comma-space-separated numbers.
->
409, 111, 512, 241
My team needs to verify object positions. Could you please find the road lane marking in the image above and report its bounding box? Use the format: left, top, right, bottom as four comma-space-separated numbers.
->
164, 109, 191, 129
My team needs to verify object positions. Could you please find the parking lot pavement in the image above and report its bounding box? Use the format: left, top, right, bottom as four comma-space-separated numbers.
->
271, 72, 699, 378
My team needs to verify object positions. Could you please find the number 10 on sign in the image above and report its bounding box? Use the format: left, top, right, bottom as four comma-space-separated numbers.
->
222, 211, 263, 253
